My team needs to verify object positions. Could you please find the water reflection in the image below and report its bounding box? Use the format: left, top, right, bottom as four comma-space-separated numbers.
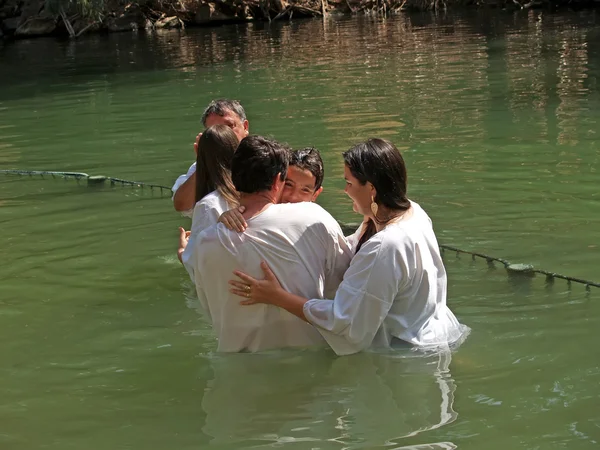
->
2, 11, 599, 152
200, 350, 458, 448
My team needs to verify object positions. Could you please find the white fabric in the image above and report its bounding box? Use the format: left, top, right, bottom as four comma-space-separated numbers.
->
345, 222, 365, 253
190, 190, 230, 238
172, 162, 197, 218
304, 201, 470, 356
182, 190, 231, 283
185, 202, 353, 353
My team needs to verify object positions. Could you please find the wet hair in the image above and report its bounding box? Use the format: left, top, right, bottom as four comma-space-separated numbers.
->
343, 138, 410, 251
231, 136, 289, 194
290, 147, 324, 191
195, 124, 240, 207
201, 99, 247, 126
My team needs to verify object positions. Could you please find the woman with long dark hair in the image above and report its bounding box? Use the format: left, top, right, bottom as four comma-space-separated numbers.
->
178, 124, 239, 265
229, 138, 469, 355
189, 124, 240, 236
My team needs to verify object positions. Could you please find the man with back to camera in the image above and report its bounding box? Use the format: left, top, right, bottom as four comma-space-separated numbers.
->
178, 136, 352, 352
172, 99, 249, 216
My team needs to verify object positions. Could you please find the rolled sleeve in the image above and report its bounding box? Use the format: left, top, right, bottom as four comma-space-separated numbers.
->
303, 237, 403, 355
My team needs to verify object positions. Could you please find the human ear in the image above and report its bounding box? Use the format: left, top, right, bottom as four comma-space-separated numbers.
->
368, 182, 377, 199
311, 186, 323, 202
272, 173, 284, 192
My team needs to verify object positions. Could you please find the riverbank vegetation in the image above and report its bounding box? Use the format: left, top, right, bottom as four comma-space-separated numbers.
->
0, 0, 598, 40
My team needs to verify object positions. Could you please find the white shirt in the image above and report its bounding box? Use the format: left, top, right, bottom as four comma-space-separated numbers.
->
183, 190, 231, 284
304, 201, 470, 356
172, 162, 197, 218
184, 202, 353, 353
190, 190, 230, 237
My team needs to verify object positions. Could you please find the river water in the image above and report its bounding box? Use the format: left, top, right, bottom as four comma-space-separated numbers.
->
1, 10, 599, 450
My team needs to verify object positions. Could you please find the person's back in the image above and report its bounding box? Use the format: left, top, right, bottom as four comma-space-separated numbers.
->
192, 201, 350, 352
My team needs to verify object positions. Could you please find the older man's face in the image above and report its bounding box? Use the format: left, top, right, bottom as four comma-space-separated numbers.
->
205, 110, 249, 142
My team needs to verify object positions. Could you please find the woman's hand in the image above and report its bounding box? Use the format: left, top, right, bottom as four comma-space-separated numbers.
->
230, 261, 283, 305
177, 227, 191, 263
218, 206, 247, 232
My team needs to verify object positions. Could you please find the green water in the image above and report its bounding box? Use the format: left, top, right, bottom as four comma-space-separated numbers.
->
1, 10, 599, 449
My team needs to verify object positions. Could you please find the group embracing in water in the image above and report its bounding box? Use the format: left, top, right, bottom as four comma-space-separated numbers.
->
175, 98, 470, 355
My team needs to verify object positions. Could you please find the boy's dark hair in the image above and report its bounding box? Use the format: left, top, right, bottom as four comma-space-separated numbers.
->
232, 136, 290, 194
290, 147, 324, 191
201, 99, 247, 126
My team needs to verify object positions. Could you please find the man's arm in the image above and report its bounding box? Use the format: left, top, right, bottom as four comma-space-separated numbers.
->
173, 171, 196, 212
173, 133, 201, 213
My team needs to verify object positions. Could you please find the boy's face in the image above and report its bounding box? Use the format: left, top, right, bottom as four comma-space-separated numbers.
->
281, 166, 323, 203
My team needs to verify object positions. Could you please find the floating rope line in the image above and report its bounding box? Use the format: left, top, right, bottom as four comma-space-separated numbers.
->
339, 225, 598, 291
1, 169, 172, 194
3, 169, 598, 291
439, 244, 599, 291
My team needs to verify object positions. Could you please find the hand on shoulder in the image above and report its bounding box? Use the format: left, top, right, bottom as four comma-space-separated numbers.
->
218, 206, 247, 232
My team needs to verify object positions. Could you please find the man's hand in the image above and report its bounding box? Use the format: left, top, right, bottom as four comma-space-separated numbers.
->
193, 132, 202, 155
177, 227, 191, 263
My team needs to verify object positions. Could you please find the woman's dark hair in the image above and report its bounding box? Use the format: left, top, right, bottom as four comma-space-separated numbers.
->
343, 138, 410, 251
195, 124, 240, 207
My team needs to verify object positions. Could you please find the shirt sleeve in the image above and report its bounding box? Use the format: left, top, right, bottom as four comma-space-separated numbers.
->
171, 162, 197, 218
304, 236, 406, 355
182, 237, 212, 323
182, 199, 218, 283
190, 200, 220, 237
171, 162, 197, 195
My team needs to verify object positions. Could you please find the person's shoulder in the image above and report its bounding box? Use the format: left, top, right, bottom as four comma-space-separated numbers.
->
408, 200, 433, 224
198, 190, 221, 204
276, 202, 340, 228
358, 223, 412, 258
195, 190, 228, 210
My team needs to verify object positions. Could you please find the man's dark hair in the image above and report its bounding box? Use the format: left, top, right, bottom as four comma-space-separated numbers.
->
201, 99, 247, 126
290, 147, 324, 191
232, 136, 289, 194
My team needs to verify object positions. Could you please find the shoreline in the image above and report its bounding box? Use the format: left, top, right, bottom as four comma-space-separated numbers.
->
1, 0, 598, 42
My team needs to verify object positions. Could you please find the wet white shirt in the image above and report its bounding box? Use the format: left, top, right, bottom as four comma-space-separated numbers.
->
185, 202, 353, 353
304, 201, 470, 356
190, 190, 230, 237
172, 162, 197, 218
183, 190, 231, 283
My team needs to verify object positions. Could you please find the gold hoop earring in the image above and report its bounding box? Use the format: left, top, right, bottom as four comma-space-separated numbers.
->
370, 196, 378, 217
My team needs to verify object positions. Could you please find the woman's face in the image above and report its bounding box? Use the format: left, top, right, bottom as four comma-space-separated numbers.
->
344, 164, 374, 216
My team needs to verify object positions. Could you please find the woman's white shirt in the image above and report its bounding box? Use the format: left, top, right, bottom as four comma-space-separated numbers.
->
190, 190, 230, 237
303, 201, 469, 356
182, 190, 231, 281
